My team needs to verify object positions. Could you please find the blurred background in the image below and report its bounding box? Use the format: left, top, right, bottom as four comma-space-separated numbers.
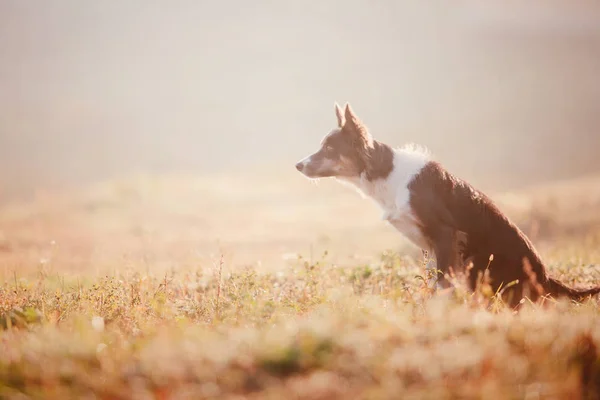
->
1, 1, 600, 275
1, 0, 600, 199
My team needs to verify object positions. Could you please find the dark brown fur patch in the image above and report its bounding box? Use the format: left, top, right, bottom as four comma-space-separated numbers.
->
408, 161, 600, 306
322, 108, 394, 181
364, 141, 394, 180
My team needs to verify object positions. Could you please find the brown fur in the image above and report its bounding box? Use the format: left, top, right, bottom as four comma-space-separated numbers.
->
409, 161, 600, 306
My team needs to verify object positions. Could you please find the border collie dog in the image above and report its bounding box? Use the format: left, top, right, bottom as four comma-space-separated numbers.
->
296, 102, 600, 305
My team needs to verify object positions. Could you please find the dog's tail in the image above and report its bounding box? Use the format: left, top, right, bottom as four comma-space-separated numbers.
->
545, 277, 600, 301
521, 256, 600, 302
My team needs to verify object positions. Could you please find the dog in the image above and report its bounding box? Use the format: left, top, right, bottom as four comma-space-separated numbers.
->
295, 102, 600, 306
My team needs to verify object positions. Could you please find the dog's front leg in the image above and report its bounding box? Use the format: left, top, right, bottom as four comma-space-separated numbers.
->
422, 250, 458, 304
421, 249, 445, 290
430, 226, 464, 290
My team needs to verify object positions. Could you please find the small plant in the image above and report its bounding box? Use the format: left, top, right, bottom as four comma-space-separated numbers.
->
0, 306, 43, 330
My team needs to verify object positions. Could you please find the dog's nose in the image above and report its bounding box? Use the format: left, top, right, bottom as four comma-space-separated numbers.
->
295, 162, 304, 171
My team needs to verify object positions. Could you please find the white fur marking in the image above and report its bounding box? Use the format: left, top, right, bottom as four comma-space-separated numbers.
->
299, 155, 312, 168
341, 144, 431, 250
298, 154, 339, 176
318, 157, 337, 172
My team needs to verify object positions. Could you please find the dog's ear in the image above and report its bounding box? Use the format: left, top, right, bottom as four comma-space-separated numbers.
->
344, 103, 373, 147
344, 103, 356, 123
334, 102, 344, 127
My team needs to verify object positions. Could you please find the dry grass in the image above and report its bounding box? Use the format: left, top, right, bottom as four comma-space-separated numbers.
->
2, 172, 600, 399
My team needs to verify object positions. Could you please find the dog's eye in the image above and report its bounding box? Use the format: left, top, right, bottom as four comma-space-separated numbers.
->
324, 145, 334, 152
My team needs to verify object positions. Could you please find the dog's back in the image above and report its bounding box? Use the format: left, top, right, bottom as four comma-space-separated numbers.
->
409, 161, 600, 304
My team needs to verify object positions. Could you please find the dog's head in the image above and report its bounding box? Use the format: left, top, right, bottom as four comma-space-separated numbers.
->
295, 103, 375, 179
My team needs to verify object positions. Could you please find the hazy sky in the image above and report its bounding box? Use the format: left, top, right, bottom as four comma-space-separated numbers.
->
1, 1, 600, 196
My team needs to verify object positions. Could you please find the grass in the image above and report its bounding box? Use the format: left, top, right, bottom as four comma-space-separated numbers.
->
2, 173, 600, 399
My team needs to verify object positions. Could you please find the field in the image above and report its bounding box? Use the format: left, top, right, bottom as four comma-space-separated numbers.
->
2, 170, 600, 399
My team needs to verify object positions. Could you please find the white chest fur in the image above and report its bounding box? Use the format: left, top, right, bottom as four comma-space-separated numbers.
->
383, 208, 430, 250
343, 146, 431, 251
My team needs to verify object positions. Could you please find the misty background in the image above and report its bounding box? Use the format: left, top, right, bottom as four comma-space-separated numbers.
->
1, 0, 600, 200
